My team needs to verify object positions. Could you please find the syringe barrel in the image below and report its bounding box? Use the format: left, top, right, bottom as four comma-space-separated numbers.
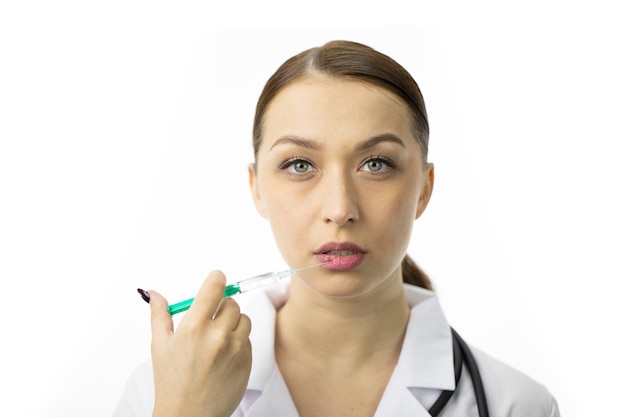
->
237, 272, 277, 293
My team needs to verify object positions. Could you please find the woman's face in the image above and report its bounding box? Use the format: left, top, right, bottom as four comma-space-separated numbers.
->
249, 76, 434, 298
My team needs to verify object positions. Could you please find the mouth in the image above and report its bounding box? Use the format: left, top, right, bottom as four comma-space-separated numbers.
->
322, 250, 361, 256
314, 242, 367, 270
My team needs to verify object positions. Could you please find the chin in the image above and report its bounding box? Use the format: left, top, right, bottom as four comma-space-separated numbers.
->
299, 274, 386, 299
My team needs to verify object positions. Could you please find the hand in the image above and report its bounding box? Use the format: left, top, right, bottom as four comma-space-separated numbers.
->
147, 271, 252, 417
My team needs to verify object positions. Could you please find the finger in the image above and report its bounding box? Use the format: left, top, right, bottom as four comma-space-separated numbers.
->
213, 298, 242, 329
148, 290, 174, 343
235, 313, 252, 337
187, 270, 227, 320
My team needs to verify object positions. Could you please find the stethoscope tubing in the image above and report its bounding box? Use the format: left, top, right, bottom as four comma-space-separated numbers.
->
428, 328, 490, 417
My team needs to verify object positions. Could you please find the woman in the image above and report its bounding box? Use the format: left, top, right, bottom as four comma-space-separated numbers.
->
114, 40, 560, 417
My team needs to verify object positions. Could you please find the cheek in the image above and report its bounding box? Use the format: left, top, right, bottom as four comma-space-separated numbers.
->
259, 183, 313, 245
369, 187, 420, 241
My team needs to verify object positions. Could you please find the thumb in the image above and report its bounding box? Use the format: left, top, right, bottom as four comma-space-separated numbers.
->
147, 290, 174, 343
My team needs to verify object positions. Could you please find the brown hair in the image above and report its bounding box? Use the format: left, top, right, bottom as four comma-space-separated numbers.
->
252, 40, 433, 291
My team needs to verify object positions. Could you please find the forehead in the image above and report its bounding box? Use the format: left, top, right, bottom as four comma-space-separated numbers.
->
261, 76, 414, 146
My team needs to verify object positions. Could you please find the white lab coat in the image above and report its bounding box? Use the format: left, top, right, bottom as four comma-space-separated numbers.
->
113, 284, 560, 417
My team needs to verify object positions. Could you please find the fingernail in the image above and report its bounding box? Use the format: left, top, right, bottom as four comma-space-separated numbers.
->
137, 288, 151, 304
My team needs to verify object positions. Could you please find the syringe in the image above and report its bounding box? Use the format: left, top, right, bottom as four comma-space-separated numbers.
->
166, 262, 327, 315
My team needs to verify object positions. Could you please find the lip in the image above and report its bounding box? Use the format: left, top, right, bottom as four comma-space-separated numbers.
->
314, 242, 367, 270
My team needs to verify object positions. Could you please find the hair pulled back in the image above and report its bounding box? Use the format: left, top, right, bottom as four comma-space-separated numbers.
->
252, 40, 433, 291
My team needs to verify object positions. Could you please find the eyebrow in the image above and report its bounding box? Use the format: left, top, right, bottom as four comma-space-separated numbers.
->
269, 136, 321, 151
269, 134, 406, 152
354, 134, 406, 151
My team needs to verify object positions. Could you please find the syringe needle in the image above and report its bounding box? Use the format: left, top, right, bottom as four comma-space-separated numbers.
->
160, 262, 327, 315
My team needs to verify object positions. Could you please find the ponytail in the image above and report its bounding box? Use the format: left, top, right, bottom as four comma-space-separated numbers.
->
401, 254, 433, 291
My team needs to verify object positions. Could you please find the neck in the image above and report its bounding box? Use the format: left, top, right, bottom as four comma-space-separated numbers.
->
275, 274, 410, 370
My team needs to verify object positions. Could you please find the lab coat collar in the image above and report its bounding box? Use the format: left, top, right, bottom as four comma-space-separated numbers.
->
242, 284, 286, 391
395, 285, 456, 390
240, 283, 455, 413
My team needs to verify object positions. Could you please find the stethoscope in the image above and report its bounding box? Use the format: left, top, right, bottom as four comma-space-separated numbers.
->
428, 328, 491, 417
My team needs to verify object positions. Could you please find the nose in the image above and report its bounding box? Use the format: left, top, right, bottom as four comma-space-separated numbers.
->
320, 172, 359, 226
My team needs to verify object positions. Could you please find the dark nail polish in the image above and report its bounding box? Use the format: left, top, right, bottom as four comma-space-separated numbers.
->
137, 288, 151, 304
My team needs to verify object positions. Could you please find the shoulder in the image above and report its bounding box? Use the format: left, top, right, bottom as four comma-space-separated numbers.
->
112, 360, 154, 417
471, 347, 560, 417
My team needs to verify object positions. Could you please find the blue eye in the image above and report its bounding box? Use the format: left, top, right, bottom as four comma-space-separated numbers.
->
365, 160, 385, 172
279, 157, 315, 174
361, 156, 395, 173
292, 160, 310, 173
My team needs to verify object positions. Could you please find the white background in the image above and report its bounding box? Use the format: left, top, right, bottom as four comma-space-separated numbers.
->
1, 1, 624, 416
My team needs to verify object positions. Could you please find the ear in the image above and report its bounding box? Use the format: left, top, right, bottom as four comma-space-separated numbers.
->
415, 163, 434, 219
248, 163, 268, 219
